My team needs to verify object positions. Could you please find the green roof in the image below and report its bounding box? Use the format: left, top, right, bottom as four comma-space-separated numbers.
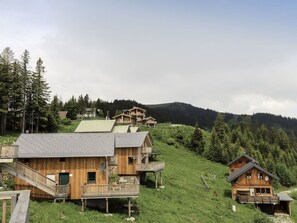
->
75, 120, 116, 133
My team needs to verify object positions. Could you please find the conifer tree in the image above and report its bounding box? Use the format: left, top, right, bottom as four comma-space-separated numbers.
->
31, 58, 50, 132
190, 123, 205, 155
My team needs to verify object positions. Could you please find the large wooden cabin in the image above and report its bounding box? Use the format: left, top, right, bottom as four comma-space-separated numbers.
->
227, 154, 293, 215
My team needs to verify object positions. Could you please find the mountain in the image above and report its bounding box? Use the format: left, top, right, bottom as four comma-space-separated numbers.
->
103, 100, 297, 134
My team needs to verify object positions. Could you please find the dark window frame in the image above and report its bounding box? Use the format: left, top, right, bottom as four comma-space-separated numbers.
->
87, 172, 96, 184
128, 157, 134, 165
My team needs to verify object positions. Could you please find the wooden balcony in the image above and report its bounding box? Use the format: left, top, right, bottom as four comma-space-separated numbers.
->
237, 195, 279, 204
55, 183, 70, 198
136, 161, 165, 172
81, 177, 139, 199
0, 145, 18, 162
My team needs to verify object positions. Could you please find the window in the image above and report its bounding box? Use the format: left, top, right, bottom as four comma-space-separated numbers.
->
100, 162, 105, 173
256, 188, 261, 193
59, 158, 65, 162
258, 173, 263, 179
239, 160, 242, 164
128, 157, 134, 165
266, 188, 271, 194
246, 173, 251, 179
87, 172, 96, 184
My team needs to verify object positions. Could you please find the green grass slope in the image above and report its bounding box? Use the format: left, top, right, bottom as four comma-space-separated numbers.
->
0, 122, 287, 222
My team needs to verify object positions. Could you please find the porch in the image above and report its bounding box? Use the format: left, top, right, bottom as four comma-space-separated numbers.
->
81, 177, 140, 199
237, 195, 279, 204
136, 161, 165, 172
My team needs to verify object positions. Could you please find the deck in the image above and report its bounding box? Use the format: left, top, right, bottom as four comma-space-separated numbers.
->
237, 195, 279, 204
136, 161, 165, 172
81, 177, 140, 199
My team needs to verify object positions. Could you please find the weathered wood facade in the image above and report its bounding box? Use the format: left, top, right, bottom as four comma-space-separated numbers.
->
15, 157, 107, 200
227, 154, 293, 215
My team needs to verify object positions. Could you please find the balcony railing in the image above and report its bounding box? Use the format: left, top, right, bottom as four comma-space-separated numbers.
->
56, 183, 70, 198
136, 161, 165, 172
237, 195, 279, 204
0, 145, 18, 159
81, 177, 139, 198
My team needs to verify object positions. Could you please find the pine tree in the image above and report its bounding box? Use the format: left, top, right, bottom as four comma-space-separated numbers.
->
19, 50, 31, 133
189, 123, 205, 155
206, 131, 223, 162
0, 47, 14, 135
31, 58, 50, 132
50, 95, 61, 123
64, 96, 78, 120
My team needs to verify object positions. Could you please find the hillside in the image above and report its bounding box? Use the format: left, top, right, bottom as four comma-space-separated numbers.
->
0, 124, 283, 222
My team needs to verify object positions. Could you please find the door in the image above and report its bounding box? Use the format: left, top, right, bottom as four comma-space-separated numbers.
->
59, 173, 69, 185
249, 188, 255, 196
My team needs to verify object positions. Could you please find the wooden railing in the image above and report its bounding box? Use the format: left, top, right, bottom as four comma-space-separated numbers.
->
56, 183, 70, 198
136, 161, 165, 172
0, 145, 18, 159
0, 190, 30, 223
81, 177, 139, 198
3, 162, 56, 196
237, 195, 279, 204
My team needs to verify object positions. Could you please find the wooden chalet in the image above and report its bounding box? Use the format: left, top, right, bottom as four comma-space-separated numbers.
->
113, 106, 158, 127
0, 131, 165, 216
227, 154, 293, 215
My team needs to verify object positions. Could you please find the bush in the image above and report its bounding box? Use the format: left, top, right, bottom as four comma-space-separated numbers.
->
166, 137, 175, 146
253, 213, 273, 223
61, 118, 72, 126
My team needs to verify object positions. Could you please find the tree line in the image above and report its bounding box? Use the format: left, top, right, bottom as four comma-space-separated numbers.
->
0, 47, 54, 135
188, 114, 297, 187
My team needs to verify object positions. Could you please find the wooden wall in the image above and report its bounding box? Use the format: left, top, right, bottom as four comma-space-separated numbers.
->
15, 157, 107, 200
229, 157, 251, 173
114, 148, 138, 175
231, 167, 273, 199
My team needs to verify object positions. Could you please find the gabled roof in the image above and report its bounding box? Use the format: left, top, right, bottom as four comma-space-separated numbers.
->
227, 162, 279, 182
15, 133, 115, 158
142, 116, 156, 121
115, 132, 151, 148
129, 106, 146, 112
227, 153, 258, 166
112, 125, 130, 133
112, 113, 132, 118
129, 127, 139, 133
75, 120, 115, 133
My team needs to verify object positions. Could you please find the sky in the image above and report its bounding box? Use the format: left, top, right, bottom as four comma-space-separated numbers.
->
1, 0, 297, 118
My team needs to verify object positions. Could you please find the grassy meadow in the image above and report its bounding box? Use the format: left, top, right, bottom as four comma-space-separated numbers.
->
0, 122, 295, 222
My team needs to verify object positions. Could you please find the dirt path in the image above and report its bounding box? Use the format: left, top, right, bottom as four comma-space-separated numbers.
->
270, 214, 294, 223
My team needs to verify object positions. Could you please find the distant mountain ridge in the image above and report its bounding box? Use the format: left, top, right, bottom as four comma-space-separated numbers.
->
108, 100, 297, 133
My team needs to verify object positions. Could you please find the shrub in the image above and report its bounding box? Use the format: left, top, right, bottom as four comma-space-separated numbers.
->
166, 137, 175, 146
61, 118, 72, 126
253, 213, 273, 223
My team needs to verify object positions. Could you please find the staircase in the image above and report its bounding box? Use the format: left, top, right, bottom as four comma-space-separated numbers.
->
1, 161, 69, 199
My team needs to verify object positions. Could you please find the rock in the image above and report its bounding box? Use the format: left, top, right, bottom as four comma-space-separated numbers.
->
126, 217, 135, 221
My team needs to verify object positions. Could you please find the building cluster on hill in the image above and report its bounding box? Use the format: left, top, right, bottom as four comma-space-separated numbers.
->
113, 106, 157, 127
0, 120, 165, 217
227, 154, 293, 215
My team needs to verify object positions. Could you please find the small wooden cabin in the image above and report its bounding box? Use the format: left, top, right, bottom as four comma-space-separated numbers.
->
227, 154, 293, 215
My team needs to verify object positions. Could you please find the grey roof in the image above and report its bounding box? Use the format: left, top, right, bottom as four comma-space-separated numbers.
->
227, 162, 279, 182
115, 132, 150, 148
74, 120, 115, 133
227, 153, 259, 166
277, 193, 293, 202
15, 133, 114, 158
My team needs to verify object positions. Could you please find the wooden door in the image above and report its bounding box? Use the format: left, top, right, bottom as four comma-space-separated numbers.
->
59, 173, 69, 185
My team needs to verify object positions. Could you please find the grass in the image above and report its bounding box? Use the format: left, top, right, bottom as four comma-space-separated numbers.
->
0, 122, 277, 222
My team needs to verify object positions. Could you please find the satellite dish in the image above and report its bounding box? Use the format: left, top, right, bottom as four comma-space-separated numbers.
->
265, 176, 269, 181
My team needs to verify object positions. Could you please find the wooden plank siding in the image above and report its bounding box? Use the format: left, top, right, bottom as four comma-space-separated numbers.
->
229, 157, 251, 174
15, 157, 107, 200
231, 167, 273, 199
114, 148, 138, 175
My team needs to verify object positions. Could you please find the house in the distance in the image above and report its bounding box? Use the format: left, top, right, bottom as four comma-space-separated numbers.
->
227, 154, 293, 215
113, 106, 157, 127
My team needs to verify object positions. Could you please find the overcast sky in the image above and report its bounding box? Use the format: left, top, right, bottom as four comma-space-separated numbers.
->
1, 0, 297, 118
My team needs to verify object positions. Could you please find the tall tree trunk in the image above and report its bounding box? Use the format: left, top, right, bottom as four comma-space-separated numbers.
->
22, 108, 26, 133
